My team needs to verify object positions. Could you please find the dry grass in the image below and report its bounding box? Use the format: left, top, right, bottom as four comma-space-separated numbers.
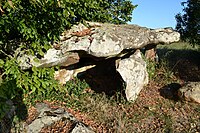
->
28, 80, 199, 132
15, 42, 200, 132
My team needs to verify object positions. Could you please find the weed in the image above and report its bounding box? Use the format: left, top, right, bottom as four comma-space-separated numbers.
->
161, 113, 173, 132
146, 59, 157, 80
146, 57, 178, 85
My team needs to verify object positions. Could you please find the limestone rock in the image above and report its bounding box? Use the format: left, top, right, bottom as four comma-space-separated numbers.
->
59, 22, 180, 57
17, 52, 39, 70
116, 50, 149, 101
16, 22, 180, 101
70, 122, 94, 133
144, 44, 157, 61
25, 103, 93, 133
0, 102, 94, 133
54, 65, 95, 85
18, 49, 80, 70
54, 69, 75, 85
178, 82, 200, 104
18, 22, 180, 69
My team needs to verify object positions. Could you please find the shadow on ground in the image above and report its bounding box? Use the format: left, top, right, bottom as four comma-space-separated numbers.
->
159, 83, 182, 101
0, 81, 28, 133
157, 48, 200, 82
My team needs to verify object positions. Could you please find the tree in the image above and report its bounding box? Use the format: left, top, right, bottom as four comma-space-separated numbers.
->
175, 0, 200, 45
0, 0, 136, 55
0, 0, 136, 119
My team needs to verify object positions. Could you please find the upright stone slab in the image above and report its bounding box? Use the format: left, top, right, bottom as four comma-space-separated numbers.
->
116, 50, 148, 101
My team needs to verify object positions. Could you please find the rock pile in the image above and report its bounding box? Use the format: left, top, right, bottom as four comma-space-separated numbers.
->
0, 102, 94, 133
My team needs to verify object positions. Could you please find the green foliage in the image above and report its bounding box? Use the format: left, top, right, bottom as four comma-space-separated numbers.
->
65, 78, 89, 97
155, 59, 176, 84
1, 58, 60, 94
23, 78, 90, 109
145, 57, 177, 84
0, 57, 61, 120
146, 60, 157, 80
0, 0, 136, 120
176, 0, 200, 45
0, 0, 136, 55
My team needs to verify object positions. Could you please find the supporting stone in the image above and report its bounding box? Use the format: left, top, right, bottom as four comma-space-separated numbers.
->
178, 82, 200, 104
116, 50, 149, 101
145, 44, 157, 61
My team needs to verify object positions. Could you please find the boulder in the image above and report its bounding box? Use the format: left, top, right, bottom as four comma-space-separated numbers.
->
17, 49, 80, 70
117, 50, 148, 101
16, 22, 180, 101
54, 65, 96, 85
26, 103, 94, 133
144, 44, 158, 61
116, 50, 148, 101
178, 82, 200, 104
0, 102, 94, 133
59, 22, 180, 57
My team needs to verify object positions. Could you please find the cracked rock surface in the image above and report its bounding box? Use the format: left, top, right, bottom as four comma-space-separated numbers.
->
16, 22, 180, 102
26, 103, 94, 133
178, 82, 200, 104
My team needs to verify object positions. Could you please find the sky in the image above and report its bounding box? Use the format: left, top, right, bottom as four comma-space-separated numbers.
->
130, 0, 186, 29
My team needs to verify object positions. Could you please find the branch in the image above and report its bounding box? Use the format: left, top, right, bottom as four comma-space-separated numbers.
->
0, 50, 13, 59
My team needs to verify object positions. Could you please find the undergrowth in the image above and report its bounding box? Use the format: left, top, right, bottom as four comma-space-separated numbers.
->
1, 42, 200, 132
146, 58, 179, 85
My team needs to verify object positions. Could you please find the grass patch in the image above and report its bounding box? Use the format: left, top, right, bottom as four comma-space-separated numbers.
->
158, 41, 200, 50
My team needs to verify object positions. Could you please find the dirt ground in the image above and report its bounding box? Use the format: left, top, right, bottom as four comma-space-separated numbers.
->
24, 54, 200, 132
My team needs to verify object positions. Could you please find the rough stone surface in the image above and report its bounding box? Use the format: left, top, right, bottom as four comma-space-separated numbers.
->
178, 82, 200, 104
116, 50, 149, 101
59, 23, 180, 57
0, 100, 15, 133
18, 22, 180, 69
16, 22, 180, 101
54, 65, 96, 85
0, 102, 94, 133
70, 122, 95, 133
25, 103, 94, 133
17, 49, 80, 70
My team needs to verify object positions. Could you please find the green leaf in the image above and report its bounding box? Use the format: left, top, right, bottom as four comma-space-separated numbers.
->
41, 82, 47, 88
0, 59, 4, 68
30, 85, 36, 93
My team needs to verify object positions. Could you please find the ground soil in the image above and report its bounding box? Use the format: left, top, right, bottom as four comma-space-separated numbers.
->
24, 49, 200, 132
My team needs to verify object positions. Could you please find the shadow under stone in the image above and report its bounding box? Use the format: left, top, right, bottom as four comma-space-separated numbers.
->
78, 57, 126, 98
159, 83, 182, 101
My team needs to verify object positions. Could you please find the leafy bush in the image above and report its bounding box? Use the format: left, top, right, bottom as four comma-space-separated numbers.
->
0, 0, 136, 120
0, 57, 61, 119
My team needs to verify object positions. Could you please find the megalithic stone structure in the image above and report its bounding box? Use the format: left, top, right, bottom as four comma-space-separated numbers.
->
17, 22, 180, 101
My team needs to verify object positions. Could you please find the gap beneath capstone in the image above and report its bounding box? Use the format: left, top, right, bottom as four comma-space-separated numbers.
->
75, 57, 126, 98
